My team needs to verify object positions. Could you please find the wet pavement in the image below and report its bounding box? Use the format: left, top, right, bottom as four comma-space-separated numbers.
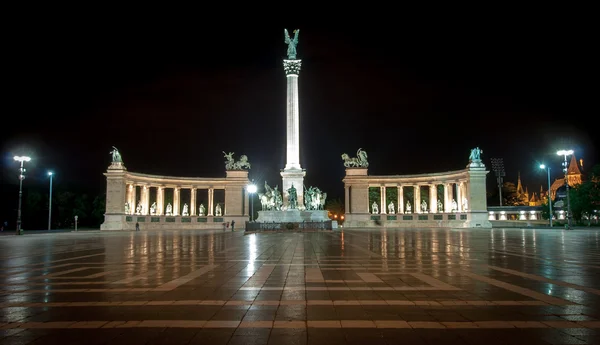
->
0, 227, 599, 344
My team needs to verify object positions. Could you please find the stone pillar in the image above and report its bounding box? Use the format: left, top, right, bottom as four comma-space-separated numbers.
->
225, 170, 249, 216
157, 186, 164, 215
380, 186, 387, 214
414, 185, 421, 213
141, 185, 150, 215
398, 185, 404, 214
466, 164, 492, 228
101, 163, 128, 231
344, 186, 350, 214
190, 188, 197, 216
342, 168, 369, 226
445, 183, 452, 212
430, 184, 437, 213
173, 187, 180, 216
208, 188, 214, 216
126, 184, 135, 214
281, 58, 305, 206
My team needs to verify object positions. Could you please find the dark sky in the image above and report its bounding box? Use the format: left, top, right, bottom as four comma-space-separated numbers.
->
2, 20, 596, 203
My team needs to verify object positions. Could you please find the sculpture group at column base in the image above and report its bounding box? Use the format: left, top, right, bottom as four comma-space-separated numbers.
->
255, 209, 329, 223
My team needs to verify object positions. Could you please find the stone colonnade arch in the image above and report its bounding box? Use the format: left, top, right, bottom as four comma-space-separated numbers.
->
342, 159, 492, 228
101, 162, 249, 231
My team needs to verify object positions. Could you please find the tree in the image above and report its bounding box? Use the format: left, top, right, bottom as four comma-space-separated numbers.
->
325, 198, 344, 215
92, 194, 106, 226
570, 164, 600, 225
502, 182, 527, 206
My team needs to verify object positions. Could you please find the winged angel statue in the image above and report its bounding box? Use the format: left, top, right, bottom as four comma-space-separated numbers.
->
341, 148, 369, 168
284, 29, 299, 59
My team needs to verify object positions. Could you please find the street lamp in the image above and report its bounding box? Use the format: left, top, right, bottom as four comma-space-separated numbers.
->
13, 155, 31, 235
490, 158, 505, 206
48, 171, 54, 230
247, 181, 257, 221
557, 150, 574, 229
539, 164, 552, 227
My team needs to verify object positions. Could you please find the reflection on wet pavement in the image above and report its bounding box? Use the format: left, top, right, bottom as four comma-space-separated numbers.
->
1, 228, 599, 344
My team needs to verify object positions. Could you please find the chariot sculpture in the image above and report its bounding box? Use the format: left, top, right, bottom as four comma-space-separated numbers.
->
341, 148, 369, 168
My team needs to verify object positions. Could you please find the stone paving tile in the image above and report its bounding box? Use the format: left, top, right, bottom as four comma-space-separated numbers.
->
1, 228, 600, 344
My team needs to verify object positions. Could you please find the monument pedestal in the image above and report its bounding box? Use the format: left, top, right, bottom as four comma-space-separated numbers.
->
256, 209, 329, 223
280, 168, 306, 206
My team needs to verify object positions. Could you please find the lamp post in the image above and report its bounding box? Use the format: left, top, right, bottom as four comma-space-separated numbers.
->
48, 171, 53, 231
557, 150, 574, 230
490, 158, 505, 206
539, 164, 552, 227
13, 156, 31, 235
247, 181, 257, 221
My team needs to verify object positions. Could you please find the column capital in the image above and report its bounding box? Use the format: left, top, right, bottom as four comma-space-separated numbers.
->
283, 59, 302, 75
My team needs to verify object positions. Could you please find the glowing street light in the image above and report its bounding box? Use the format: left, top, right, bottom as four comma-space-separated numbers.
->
48, 171, 54, 231
13, 156, 31, 235
557, 150, 574, 229
247, 181, 257, 222
539, 164, 552, 227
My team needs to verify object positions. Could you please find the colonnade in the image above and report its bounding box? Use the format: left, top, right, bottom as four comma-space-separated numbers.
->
125, 184, 219, 216
367, 181, 469, 214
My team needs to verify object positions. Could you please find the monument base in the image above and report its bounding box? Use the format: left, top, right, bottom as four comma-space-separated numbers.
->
256, 209, 329, 223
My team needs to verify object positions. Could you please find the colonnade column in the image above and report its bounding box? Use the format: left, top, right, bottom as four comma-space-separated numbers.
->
157, 186, 164, 215
398, 185, 404, 214
456, 182, 463, 212
142, 185, 150, 215
190, 188, 197, 216
462, 182, 469, 210
414, 185, 421, 213
430, 184, 437, 213
380, 186, 387, 214
127, 184, 135, 214
444, 183, 452, 212
173, 187, 180, 216
208, 188, 214, 216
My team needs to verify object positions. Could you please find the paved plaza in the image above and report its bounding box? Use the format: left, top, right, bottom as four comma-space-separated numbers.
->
0, 228, 599, 344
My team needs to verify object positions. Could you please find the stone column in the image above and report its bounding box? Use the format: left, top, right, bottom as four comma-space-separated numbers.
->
398, 185, 404, 214
173, 187, 180, 216
380, 186, 387, 214
157, 186, 164, 215
456, 182, 463, 212
190, 188, 197, 216
208, 188, 214, 216
430, 184, 437, 213
344, 186, 350, 214
444, 183, 452, 212
414, 185, 421, 213
142, 185, 150, 215
466, 163, 492, 228
101, 163, 128, 231
281, 58, 305, 206
126, 184, 135, 214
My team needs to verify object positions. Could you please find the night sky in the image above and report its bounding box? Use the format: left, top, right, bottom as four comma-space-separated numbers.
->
2, 21, 596, 205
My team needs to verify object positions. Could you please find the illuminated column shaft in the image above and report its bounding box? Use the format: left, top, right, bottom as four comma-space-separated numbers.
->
281, 59, 306, 206
429, 184, 437, 213
173, 187, 180, 216
142, 185, 149, 215
190, 188, 197, 216
398, 185, 404, 214
414, 185, 421, 213
157, 186, 164, 215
